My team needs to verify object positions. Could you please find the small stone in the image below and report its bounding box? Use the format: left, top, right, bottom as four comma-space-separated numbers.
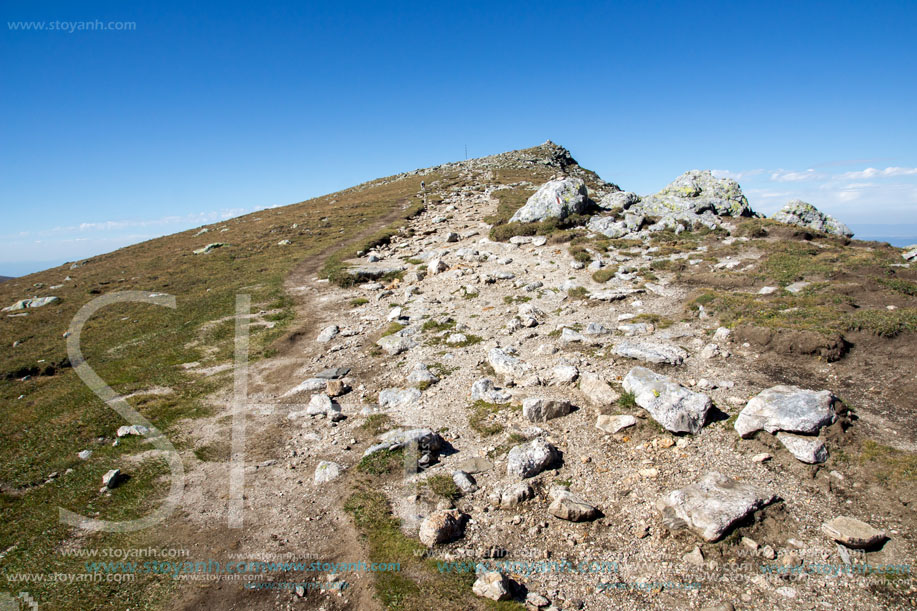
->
548, 487, 600, 522
102, 469, 123, 489
500, 482, 535, 508
596, 414, 636, 434
314, 461, 343, 484
419, 509, 468, 546
776, 432, 828, 464
522, 398, 573, 422
316, 325, 339, 343
506, 439, 558, 479
452, 471, 478, 493
472, 571, 512, 601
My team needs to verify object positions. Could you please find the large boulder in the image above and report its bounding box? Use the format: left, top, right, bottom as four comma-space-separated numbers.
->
508, 177, 588, 223
772, 200, 853, 237
2, 296, 60, 312
734, 386, 837, 438
650, 170, 755, 217
623, 366, 712, 434
657, 471, 776, 541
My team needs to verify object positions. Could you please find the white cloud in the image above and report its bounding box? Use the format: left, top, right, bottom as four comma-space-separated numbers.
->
711, 168, 764, 181
770, 169, 826, 182
840, 167, 917, 179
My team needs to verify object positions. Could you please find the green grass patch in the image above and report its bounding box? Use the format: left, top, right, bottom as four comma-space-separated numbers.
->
382, 322, 407, 337
361, 414, 395, 436
879, 277, 917, 296
357, 448, 405, 475
467, 400, 506, 436
591, 267, 618, 283
423, 474, 461, 501
618, 391, 637, 410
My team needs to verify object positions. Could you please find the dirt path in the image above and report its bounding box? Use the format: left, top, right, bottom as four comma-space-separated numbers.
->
164, 201, 418, 611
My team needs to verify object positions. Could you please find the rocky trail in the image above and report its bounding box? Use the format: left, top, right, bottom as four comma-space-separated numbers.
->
168, 144, 917, 610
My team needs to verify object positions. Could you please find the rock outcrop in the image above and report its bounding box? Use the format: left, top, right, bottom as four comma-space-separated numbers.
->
508, 177, 588, 223
772, 200, 853, 237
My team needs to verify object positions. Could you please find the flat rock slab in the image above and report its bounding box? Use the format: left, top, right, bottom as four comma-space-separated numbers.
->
822, 516, 887, 549
657, 471, 776, 541
596, 414, 637, 434
776, 432, 828, 464
579, 372, 620, 407
378, 387, 421, 408
314, 367, 350, 379
614, 340, 687, 365
455, 457, 494, 474
734, 385, 836, 438
590, 288, 645, 302
623, 366, 712, 435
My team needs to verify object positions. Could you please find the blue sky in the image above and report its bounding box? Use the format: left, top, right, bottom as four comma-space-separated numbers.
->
2, 1, 916, 276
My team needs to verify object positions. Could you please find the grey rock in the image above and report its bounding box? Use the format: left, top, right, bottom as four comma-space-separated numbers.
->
376, 333, 417, 356
314, 367, 350, 379
77, 450, 92, 460
419, 509, 468, 546
407, 363, 439, 386
452, 470, 478, 493
506, 439, 558, 479
428, 258, 448, 274
613, 340, 688, 365
784, 281, 810, 294
470, 378, 511, 404
772, 200, 853, 237
307, 393, 339, 416
617, 322, 653, 336
314, 460, 343, 484
487, 347, 531, 382
657, 471, 776, 541
597, 191, 639, 211
378, 388, 421, 408
192, 243, 226, 255
596, 414, 637, 434
509, 177, 588, 223
282, 378, 328, 396
640, 170, 755, 218
316, 325, 339, 343
552, 365, 579, 384
456, 457, 494, 474
2, 296, 60, 312
776, 432, 828, 464
622, 366, 712, 434
902, 247, 917, 262
579, 372, 620, 407
586, 216, 629, 238
560, 327, 590, 344
363, 428, 444, 458
500, 482, 535, 507
522, 398, 573, 422
734, 386, 837, 438
583, 322, 611, 335
822, 516, 887, 549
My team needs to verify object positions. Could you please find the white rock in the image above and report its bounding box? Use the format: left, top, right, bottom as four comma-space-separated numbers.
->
776, 432, 828, 464
596, 414, 636, 434
623, 366, 712, 435
314, 461, 343, 484
734, 386, 837, 438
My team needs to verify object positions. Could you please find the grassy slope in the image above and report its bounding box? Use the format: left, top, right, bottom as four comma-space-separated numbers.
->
0, 168, 449, 609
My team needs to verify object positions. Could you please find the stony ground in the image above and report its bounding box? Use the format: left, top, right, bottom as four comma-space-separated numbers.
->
173, 154, 917, 610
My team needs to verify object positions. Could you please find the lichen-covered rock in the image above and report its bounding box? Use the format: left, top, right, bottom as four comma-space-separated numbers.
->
597, 191, 639, 211
772, 200, 853, 237
508, 177, 588, 223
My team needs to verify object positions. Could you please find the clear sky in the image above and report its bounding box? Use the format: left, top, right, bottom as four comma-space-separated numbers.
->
2, 1, 916, 276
